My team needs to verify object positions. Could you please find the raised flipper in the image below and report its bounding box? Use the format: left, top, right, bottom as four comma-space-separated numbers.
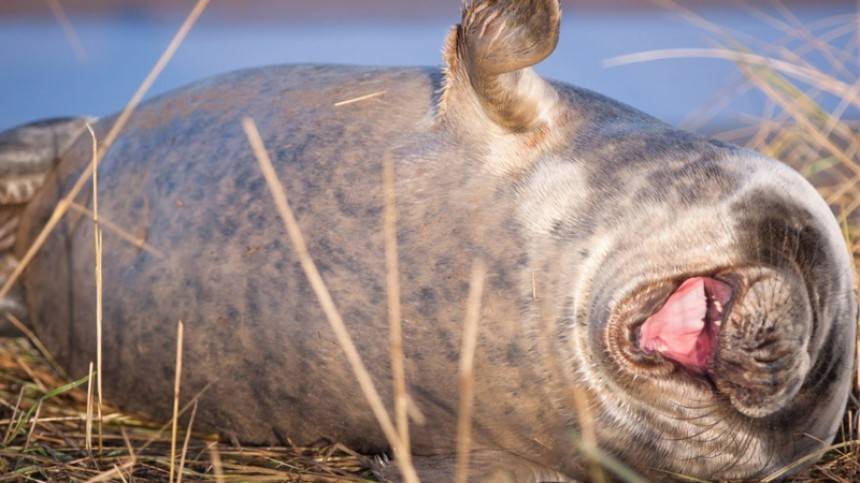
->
368, 450, 576, 483
0, 117, 91, 335
440, 0, 561, 134
437, 0, 563, 179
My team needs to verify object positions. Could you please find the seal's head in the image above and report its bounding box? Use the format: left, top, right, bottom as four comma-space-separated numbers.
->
588, 154, 858, 478
441, 0, 858, 479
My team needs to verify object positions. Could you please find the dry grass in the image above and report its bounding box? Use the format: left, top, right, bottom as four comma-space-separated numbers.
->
168, 321, 184, 483
382, 153, 411, 459
454, 261, 486, 483
44, 0, 87, 62
0, 2, 858, 482
0, 338, 376, 481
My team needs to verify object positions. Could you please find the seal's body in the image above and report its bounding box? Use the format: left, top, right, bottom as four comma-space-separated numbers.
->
3, 1, 857, 481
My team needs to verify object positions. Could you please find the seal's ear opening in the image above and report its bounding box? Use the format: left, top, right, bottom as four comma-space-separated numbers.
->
442, 0, 561, 133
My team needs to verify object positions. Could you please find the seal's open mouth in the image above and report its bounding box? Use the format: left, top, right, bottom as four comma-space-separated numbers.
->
638, 277, 734, 372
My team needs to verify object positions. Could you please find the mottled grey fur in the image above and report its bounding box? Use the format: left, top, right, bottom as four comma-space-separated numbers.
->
4, 0, 857, 481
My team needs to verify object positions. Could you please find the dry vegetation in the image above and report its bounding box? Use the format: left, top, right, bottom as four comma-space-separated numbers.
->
0, 337, 376, 482
1, 1, 859, 482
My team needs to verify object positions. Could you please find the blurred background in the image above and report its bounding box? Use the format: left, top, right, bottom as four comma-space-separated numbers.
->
0, 0, 857, 133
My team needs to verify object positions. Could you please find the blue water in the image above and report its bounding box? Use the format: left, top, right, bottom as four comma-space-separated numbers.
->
0, 6, 856, 132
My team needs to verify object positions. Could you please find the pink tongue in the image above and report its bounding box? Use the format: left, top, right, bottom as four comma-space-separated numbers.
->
639, 277, 716, 372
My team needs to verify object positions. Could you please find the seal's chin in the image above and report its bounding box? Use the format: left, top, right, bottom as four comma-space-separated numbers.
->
637, 277, 733, 373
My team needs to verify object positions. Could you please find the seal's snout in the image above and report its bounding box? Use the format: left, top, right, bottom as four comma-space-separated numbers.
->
710, 268, 814, 418
629, 267, 815, 418
638, 277, 732, 372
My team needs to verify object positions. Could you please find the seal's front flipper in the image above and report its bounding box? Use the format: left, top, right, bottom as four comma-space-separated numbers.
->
369, 450, 575, 483
0, 117, 91, 335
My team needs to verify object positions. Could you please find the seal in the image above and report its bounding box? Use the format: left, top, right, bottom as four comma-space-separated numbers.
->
2, 0, 857, 480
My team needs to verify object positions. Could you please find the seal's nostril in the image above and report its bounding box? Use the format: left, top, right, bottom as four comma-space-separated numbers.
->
751, 350, 783, 365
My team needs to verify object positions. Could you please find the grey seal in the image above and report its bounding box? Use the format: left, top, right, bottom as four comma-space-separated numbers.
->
1, 0, 856, 480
